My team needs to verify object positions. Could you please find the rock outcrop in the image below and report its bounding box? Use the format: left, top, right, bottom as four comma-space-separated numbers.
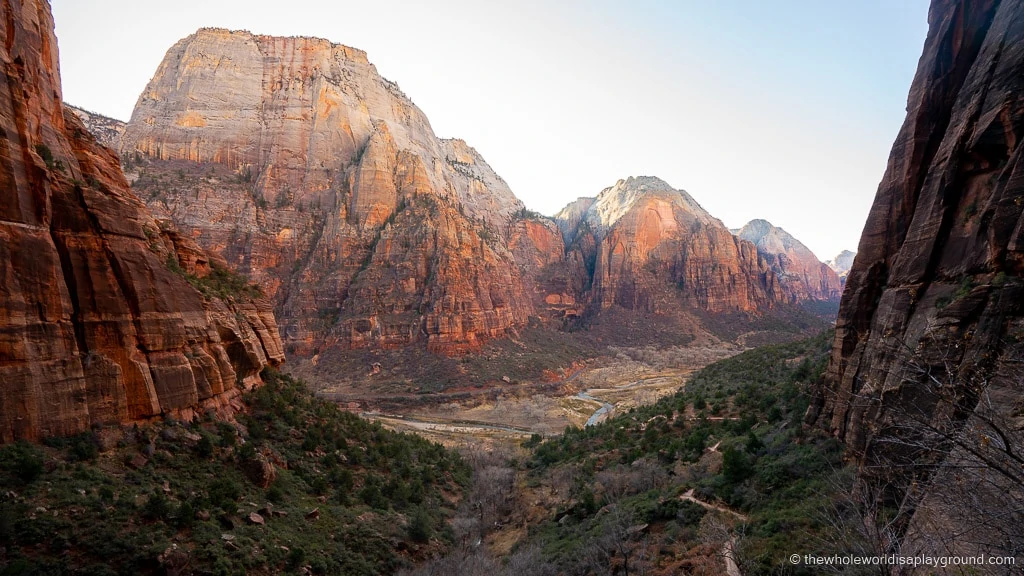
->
824, 249, 855, 280
0, 1, 284, 442
120, 29, 530, 354
67, 105, 125, 151
735, 219, 842, 302
808, 0, 1024, 560
555, 177, 784, 314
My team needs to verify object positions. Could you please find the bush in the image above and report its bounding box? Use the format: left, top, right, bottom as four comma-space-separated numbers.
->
143, 491, 171, 521
175, 501, 195, 529
208, 477, 242, 511
195, 434, 215, 458
69, 433, 99, 462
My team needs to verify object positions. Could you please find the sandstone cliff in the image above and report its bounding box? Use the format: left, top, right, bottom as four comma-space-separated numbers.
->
735, 219, 842, 302
0, 1, 284, 442
120, 29, 530, 354
507, 214, 588, 322
808, 0, 1024, 560
555, 177, 784, 314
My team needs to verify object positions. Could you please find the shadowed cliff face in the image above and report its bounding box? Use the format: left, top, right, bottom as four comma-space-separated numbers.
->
119, 29, 534, 354
0, 0, 284, 441
808, 0, 1024, 557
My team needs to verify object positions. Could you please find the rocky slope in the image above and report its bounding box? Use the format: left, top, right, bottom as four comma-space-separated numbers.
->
735, 219, 842, 302
67, 104, 125, 150
824, 249, 855, 282
0, 1, 284, 442
554, 177, 785, 314
808, 0, 1024, 560
119, 29, 534, 354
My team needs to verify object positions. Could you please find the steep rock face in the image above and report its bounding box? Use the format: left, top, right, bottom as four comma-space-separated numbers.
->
67, 105, 125, 151
553, 197, 596, 242
735, 219, 842, 302
120, 29, 529, 354
825, 249, 856, 280
808, 0, 1024, 558
331, 195, 533, 354
555, 177, 783, 314
507, 216, 587, 321
0, 0, 283, 442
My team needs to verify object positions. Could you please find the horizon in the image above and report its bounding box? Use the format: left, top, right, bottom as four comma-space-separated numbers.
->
51, 0, 930, 261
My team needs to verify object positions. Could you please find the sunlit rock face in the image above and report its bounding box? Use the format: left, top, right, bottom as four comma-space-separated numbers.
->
67, 105, 125, 150
0, 2, 284, 442
555, 176, 786, 314
120, 28, 531, 354
735, 219, 842, 303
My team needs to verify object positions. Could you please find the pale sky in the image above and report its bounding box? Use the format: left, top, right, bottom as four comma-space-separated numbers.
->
51, 0, 929, 261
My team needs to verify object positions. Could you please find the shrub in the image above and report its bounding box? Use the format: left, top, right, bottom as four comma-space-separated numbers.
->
142, 491, 171, 521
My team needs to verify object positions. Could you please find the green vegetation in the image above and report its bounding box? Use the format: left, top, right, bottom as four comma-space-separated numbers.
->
0, 370, 469, 575
34, 143, 65, 173
513, 207, 547, 221
166, 253, 263, 300
521, 331, 849, 575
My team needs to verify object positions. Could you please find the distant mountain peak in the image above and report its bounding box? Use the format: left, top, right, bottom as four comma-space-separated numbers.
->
735, 219, 804, 256
590, 176, 715, 235
735, 219, 842, 302
825, 250, 856, 278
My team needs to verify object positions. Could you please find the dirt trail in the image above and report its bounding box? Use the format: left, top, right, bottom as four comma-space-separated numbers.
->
679, 489, 748, 521
679, 489, 746, 576
723, 537, 742, 576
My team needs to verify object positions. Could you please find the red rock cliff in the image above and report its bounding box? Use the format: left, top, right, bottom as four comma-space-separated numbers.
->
808, 0, 1024, 557
120, 29, 530, 355
0, 0, 284, 442
735, 219, 842, 303
555, 177, 784, 314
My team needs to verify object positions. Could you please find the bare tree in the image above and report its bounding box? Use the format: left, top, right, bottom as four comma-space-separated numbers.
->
581, 504, 648, 576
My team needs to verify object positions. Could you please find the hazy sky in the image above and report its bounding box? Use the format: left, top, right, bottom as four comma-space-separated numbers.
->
51, 0, 929, 260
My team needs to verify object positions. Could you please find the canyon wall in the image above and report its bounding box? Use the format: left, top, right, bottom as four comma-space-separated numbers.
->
0, 0, 283, 442
112, 31, 838, 359
554, 177, 786, 314
808, 0, 1024, 559
119, 29, 534, 354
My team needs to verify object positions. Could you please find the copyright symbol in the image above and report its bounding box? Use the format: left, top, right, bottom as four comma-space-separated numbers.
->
790, 554, 801, 565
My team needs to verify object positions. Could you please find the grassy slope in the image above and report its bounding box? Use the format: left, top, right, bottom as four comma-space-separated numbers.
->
0, 371, 469, 576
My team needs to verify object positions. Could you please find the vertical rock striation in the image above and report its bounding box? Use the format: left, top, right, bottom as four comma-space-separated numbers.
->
120, 29, 529, 354
808, 0, 1024, 558
554, 177, 784, 314
0, 0, 283, 442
